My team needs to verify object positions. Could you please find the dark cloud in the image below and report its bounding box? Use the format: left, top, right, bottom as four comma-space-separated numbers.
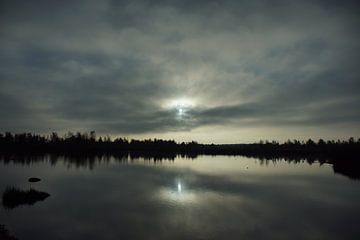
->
0, 0, 359, 141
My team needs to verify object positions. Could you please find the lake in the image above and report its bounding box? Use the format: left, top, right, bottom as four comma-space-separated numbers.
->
1, 155, 359, 240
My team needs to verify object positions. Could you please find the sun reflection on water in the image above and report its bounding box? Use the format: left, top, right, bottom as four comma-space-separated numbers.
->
156, 179, 199, 205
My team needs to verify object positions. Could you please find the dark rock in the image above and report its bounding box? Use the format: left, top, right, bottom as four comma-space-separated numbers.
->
28, 177, 41, 182
2, 187, 50, 209
0, 225, 18, 240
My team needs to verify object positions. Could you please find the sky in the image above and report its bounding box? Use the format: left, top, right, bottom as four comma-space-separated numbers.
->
0, 0, 359, 143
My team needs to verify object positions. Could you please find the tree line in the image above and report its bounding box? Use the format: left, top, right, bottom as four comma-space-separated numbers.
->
0, 132, 359, 160
0, 131, 198, 153
1, 131, 359, 179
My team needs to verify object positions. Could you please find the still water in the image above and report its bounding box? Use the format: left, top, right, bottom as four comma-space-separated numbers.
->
0, 155, 359, 240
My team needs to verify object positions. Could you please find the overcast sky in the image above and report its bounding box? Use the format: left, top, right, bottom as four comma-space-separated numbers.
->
0, 0, 359, 143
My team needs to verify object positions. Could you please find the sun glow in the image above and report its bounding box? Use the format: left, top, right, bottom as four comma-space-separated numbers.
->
161, 97, 196, 120
164, 98, 195, 116
167, 98, 195, 109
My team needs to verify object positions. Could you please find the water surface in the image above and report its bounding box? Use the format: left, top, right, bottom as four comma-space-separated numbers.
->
1, 155, 359, 239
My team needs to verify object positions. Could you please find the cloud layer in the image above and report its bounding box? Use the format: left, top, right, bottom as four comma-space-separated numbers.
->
1, 0, 359, 142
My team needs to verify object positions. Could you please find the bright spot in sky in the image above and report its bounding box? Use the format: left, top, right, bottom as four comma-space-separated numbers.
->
165, 98, 195, 110
164, 98, 195, 119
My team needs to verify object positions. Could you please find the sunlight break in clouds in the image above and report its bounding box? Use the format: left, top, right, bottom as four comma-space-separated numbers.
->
0, 0, 359, 142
